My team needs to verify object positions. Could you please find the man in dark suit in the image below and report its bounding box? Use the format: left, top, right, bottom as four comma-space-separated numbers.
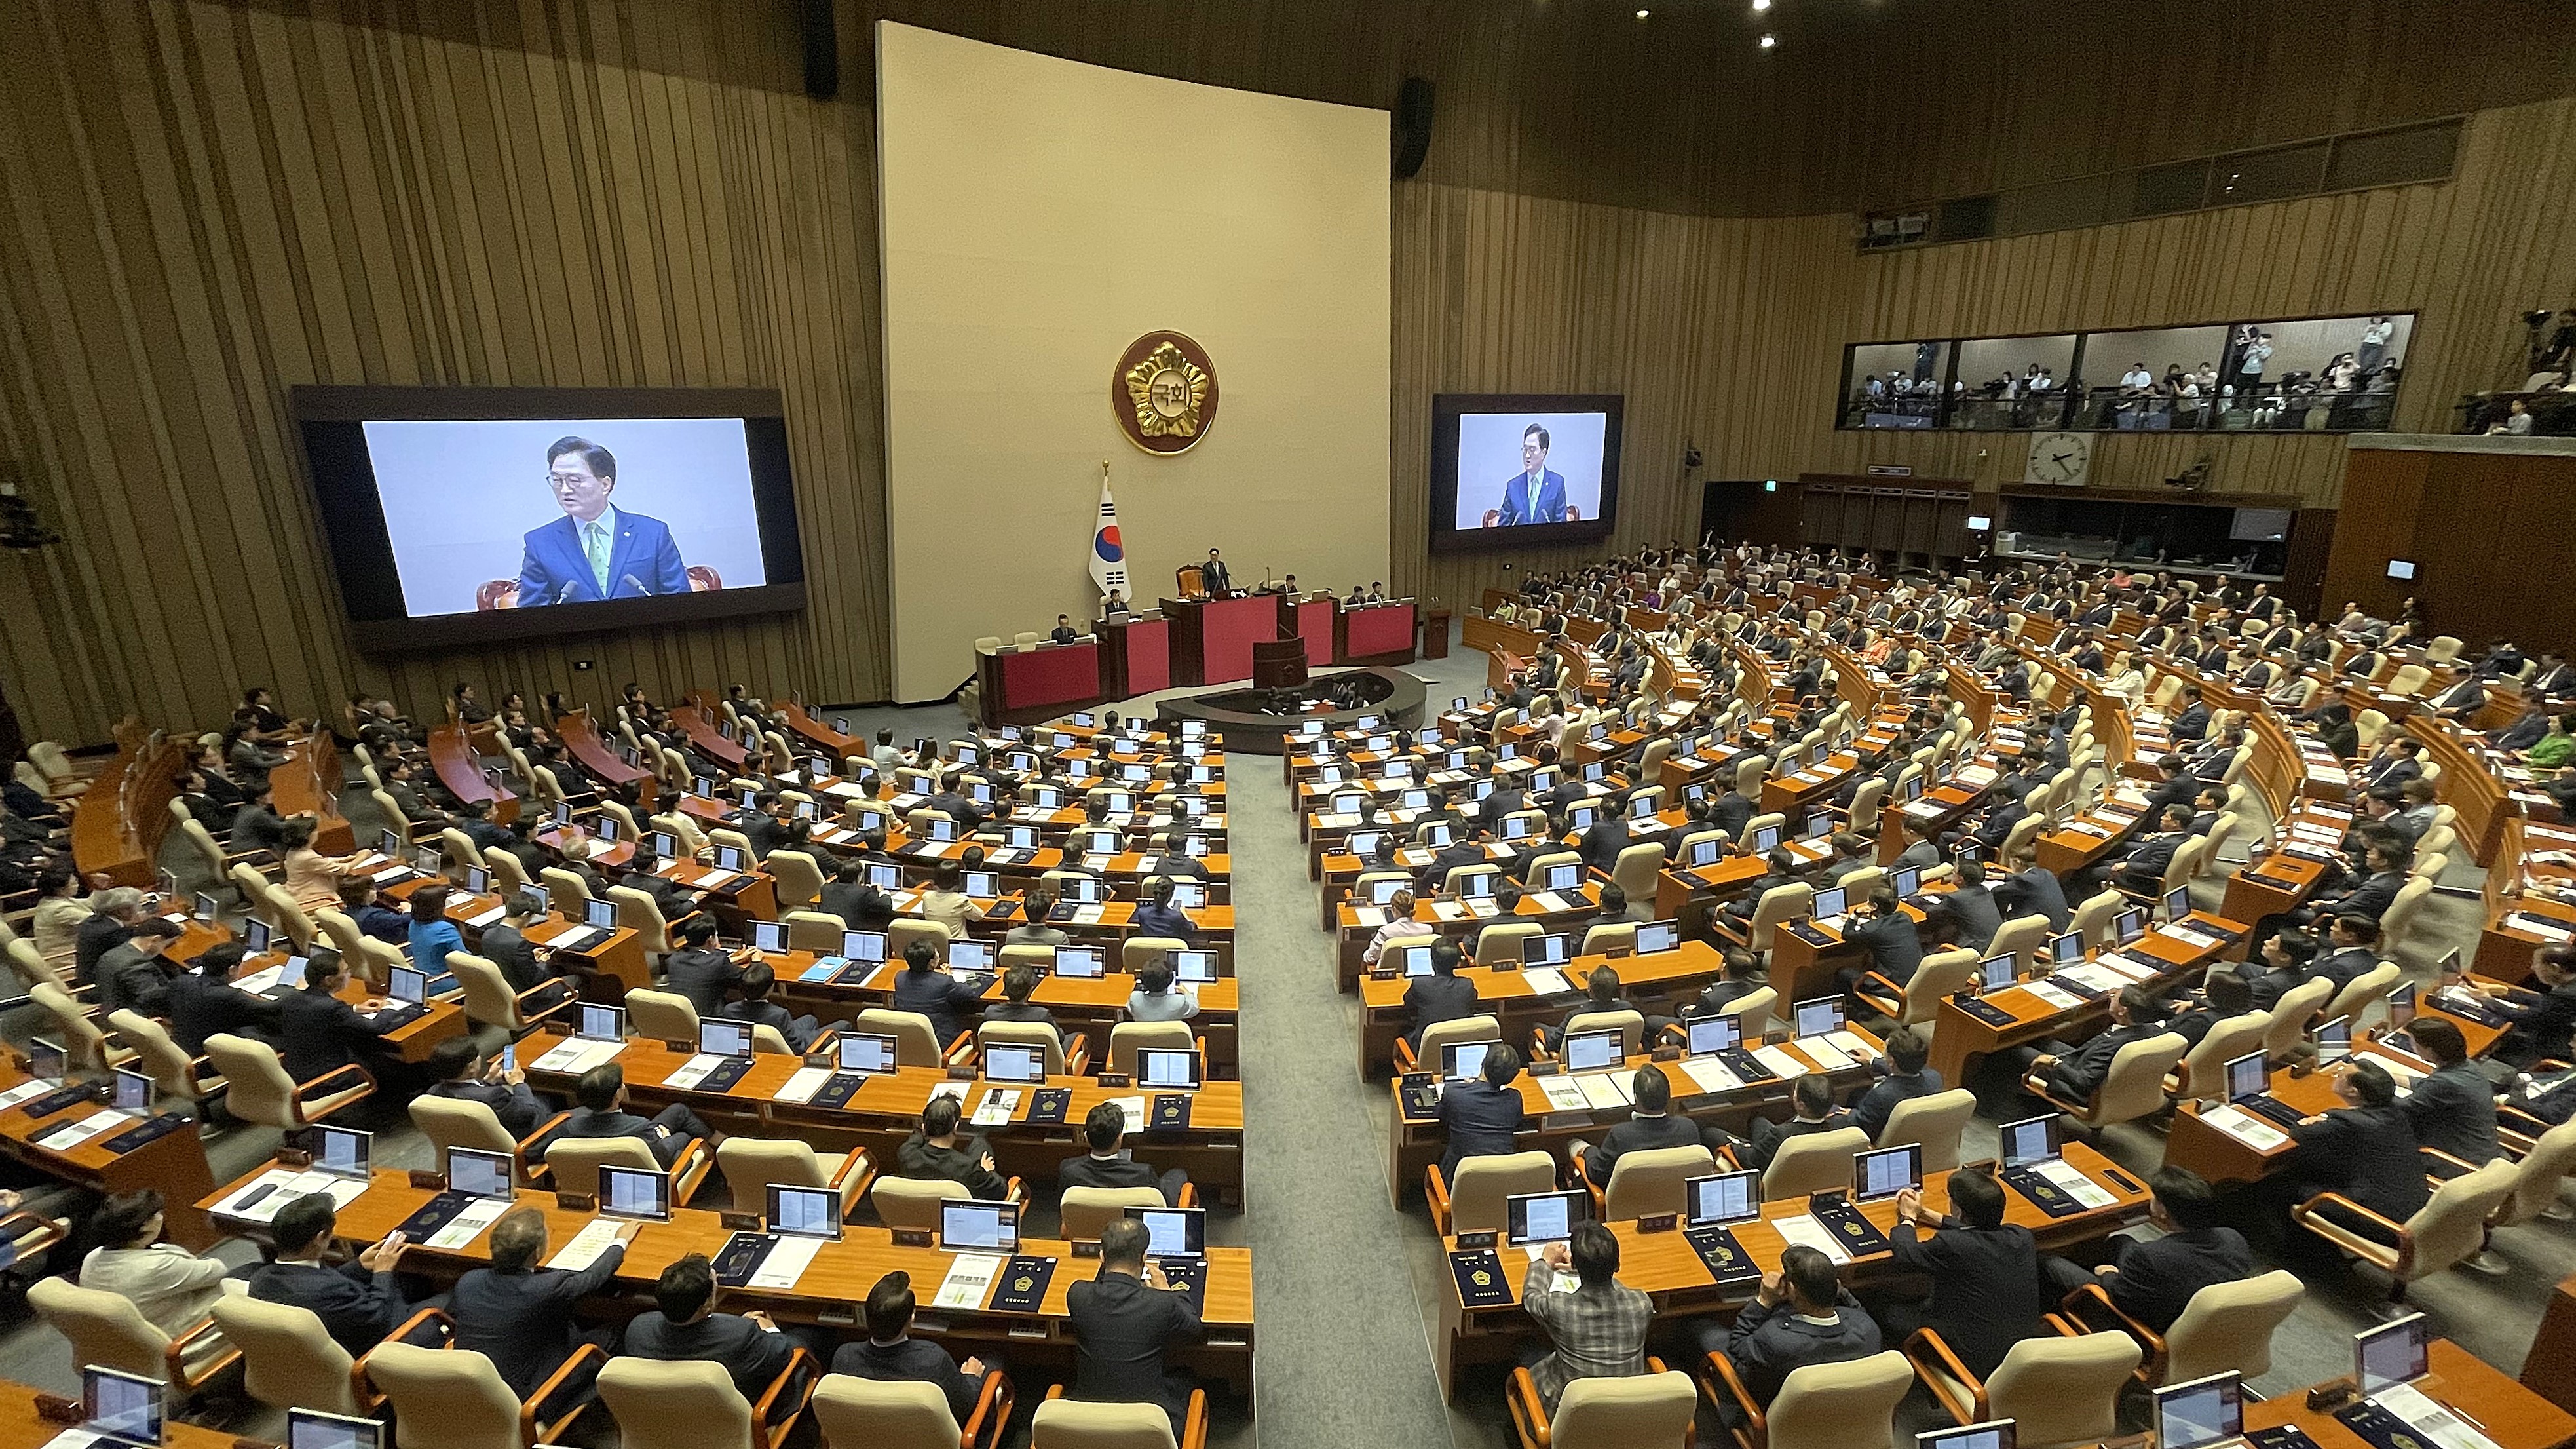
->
898, 1094, 1011, 1201
275, 952, 399, 1083
2169, 687, 2210, 743
450, 1207, 630, 1398
552, 1063, 714, 1168
1849, 1026, 1943, 1140
889, 939, 990, 1049
1416, 826, 1492, 895
820, 857, 887, 929
1197, 547, 1233, 597
833, 1271, 993, 1423
1739, 1076, 1855, 1170
230, 780, 292, 857
457, 799, 514, 853
1066, 1218, 1205, 1432
1570, 1068, 1704, 1188
1707, 781, 1754, 841
623, 1254, 805, 1398
2022, 987, 2169, 1106
1436, 1043, 1528, 1181
1403, 942, 1482, 1052
1686, 950, 1765, 1020
2306, 840, 2409, 925
1888, 1167, 2044, 1378
93, 918, 181, 1018
1496, 424, 1570, 525
2047, 1167, 2249, 1332
74, 891, 145, 984
423, 1037, 549, 1138
2311, 914, 2381, 995
2114, 805, 2196, 893
163, 943, 280, 1053
514, 436, 689, 606
2241, 930, 2317, 1011
1714, 1245, 1884, 1408
2399, 1019, 2501, 1165
1939, 862, 2003, 952
1576, 802, 1633, 877
1838, 889, 1924, 994
2271, 1060, 2428, 1267
661, 916, 745, 1020
247, 1193, 418, 1357
1059, 1100, 1189, 1207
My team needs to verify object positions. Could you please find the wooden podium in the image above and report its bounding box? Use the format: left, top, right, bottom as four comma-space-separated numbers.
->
1161, 594, 1280, 687
1251, 638, 1309, 689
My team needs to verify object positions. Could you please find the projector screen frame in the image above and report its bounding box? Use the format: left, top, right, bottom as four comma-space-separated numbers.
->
292, 385, 808, 653
1426, 392, 1625, 554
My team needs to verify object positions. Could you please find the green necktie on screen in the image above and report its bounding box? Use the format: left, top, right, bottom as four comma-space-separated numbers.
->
587, 521, 611, 594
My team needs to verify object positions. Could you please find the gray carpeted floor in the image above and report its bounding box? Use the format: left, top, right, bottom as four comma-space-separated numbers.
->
3, 629, 2569, 1449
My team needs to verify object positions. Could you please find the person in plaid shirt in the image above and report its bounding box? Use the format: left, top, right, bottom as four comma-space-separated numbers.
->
1521, 1220, 1654, 1410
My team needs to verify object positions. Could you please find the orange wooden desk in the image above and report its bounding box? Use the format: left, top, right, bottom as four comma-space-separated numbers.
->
2250, 1340, 2576, 1449
0, 1062, 219, 1249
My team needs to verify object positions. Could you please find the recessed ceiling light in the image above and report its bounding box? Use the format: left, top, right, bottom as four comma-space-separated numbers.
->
1752, 0, 1772, 10
1758, 32, 1779, 47
1635, 7, 1650, 16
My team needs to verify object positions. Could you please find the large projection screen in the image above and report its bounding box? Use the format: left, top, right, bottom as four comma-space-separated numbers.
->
877, 22, 1392, 703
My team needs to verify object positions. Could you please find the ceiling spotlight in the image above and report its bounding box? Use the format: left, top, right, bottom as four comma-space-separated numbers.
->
1752, 0, 1771, 10
1635, 8, 1650, 16
1758, 32, 1778, 47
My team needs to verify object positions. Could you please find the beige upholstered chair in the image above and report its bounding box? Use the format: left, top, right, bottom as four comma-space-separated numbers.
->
546, 1132, 713, 1203
1611, 843, 1667, 902
1878, 1089, 1976, 1171
606, 887, 676, 961
1701, 1349, 1912, 1449
811, 1370, 1012, 1449
2170, 1011, 2270, 1100
766, 850, 825, 912
2291, 1158, 2517, 1293
1426, 1150, 1557, 1236
1600, 1144, 1716, 1221
1475, 920, 1542, 961
1580, 922, 1639, 957
36, 983, 134, 1073
1507, 1366, 1694, 1449
599, 1352, 812, 1449
360, 1338, 601, 1449
979, 1019, 1082, 1076
411, 1095, 523, 1163
107, 1009, 223, 1115
2259, 977, 2337, 1061
450, 952, 571, 1041
2323, 961, 2402, 1026
2492, 1119, 2576, 1231
1721, 881, 1813, 958
2025, 1032, 2187, 1131
1107, 1020, 1194, 1076
1031, 1389, 1207, 1449
212, 1296, 364, 1416
1551, 1009, 1644, 1061
854, 1007, 964, 1067
204, 1033, 371, 1129
625, 988, 700, 1043
27, 1277, 237, 1399
718, 1136, 873, 1216
1856, 948, 1973, 1028
871, 1176, 981, 1231
1761, 1126, 1870, 1201
1060, 1186, 1167, 1243
1906, 1330, 2141, 1449
786, 911, 847, 953
1985, 914, 2051, 971
2064, 1269, 2302, 1386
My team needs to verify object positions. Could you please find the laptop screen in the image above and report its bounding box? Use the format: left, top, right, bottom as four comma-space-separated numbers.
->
1750, 825, 1781, 853
287, 1410, 386, 1449
843, 931, 888, 963
1998, 1114, 2059, 1168
939, 1201, 1020, 1252
1685, 1014, 1742, 1056
1504, 1190, 1587, 1247
387, 965, 426, 1005
1521, 934, 1572, 966
111, 1068, 152, 1113
2050, 931, 2084, 964
518, 887, 553, 920
1131, 1206, 1207, 1258
768, 1185, 841, 1239
714, 845, 746, 870
83, 1364, 164, 1448
1055, 946, 1107, 978
837, 1033, 898, 1075
1635, 920, 1680, 954
2165, 885, 2191, 921
984, 1044, 1048, 1085
700, 1020, 753, 1058
1684, 1170, 1760, 1227
2223, 1050, 2268, 1103
575, 1003, 626, 1041
748, 920, 785, 954
314, 1125, 370, 1178
447, 1146, 512, 1199
1137, 1048, 1202, 1090
1981, 952, 2017, 988
1792, 997, 1844, 1037
1854, 1143, 1922, 1201
598, 1166, 671, 1221
2312, 1015, 2353, 1064
2357, 1313, 2429, 1394
1891, 865, 1922, 896
1542, 862, 1584, 892
1171, 950, 1219, 984
2114, 908, 2147, 944
2153, 1373, 2245, 1449
1563, 1029, 1623, 1073
244, 918, 273, 954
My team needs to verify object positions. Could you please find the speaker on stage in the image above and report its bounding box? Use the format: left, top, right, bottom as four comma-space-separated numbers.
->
1393, 77, 1435, 180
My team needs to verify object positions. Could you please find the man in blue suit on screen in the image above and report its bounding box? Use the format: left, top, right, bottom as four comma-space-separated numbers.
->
1494, 423, 1568, 526
514, 435, 689, 606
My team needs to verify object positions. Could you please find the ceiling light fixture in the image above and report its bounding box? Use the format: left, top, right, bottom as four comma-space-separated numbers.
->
1758, 32, 1778, 48
1752, 0, 1772, 10
1635, 8, 1650, 16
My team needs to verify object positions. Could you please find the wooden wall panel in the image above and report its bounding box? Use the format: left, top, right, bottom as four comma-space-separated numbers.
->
2323, 447, 2576, 655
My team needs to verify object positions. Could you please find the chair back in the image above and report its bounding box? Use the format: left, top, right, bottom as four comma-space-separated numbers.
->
1123, 936, 1190, 973
1899, 951, 1977, 1026
1762, 1127, 1870, 1201
202, 1033, 299, 1128
211, 1297, 358, 1415
2400, 1159, 2519, 1280
2380, 877, 2434, 952
440, 827, 488, 871
2323, 961, 2402, 1026
854, 1009, 949, 1067
27, 1277, 172, 1380
626, 988, 700, 1043
107, 1009, 204, 1104
1561, 1009, 1643, 1060
1475, 921, 1541, 961
598, 1356, 752, 1449
2498, 1119, 2576, 1227
1061, 1186, 1167, 1242
1611, 843, 1667, 901
871, 1176, 969, 1230
890, 918, 954, 959
786, 911, 847, 953
412, 1094, 520, 1160
1549, 1370, 1695, 1448
1446, 1151, 1559, 1235
1601, 1144, 1716, 1220
1986, 914, 2050, 971
1985, 1332, 2142, 1448
546, 1136, 666, 1195
2260, 978, 2336, 1060
762, 849, 825, 912
1108, 1020, 1194, 1075
1029, 1397, 1178, 1449
718, 1138, 830, 1214
1846, 777, 1889, 827
539, 868, 592, 918
485, 850, 535, 898
313, 908, 367, 963
980, 1020, 1070, 1075
441, 953, 523, 1035
607, 887, 673, 955
1744, 883, 1813, 953
2090, 1032, 2189, 1125
2177, 1012, 2271, 1098
1412, 1015, 1501, 1072
1877, 1089, 1975, 1170
810, 1374, 961, 1449
1711, 985, 1776, 1037
2163, 1270, 2303, 1383
1765, 1350, 1912, 1449
362, 1342, 522, 1449
1579, 923, 1638, 957
2070, 890, 2125, 952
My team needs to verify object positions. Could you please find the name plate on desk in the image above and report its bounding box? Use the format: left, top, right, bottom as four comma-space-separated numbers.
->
988, 1255, 1059, 1313
1449, 1248, 1515, 1308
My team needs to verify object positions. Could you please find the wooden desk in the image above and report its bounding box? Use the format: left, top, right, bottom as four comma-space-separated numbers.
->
377, 874, 651, 998
2526, 1273, 2576, 1415
429, 722, 517, 824
1924, 911, 2248, 1090
1430, 1141, 2148, 1399
776, 703, 865, 765
527, 1043, 1248, 1206
0, 1385, 244, 1448
1357, 941, 1730, 1079
269, 737, 354, 853
0, 1066, 219, 1248
225, 947, 468, 1064
2162, 1038, 2427, 1186
198, 1167, 1257, 1399
980, 640, 1107, 727
2250, 1340, 2576, 1449
770, 957, 1242, 1077
554, 708, 656, 809
670, 705, 751, 771
1097, 613, 1173, 699
71, 721, 183, 888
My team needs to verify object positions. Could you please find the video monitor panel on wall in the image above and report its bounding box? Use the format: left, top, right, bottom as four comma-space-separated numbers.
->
295, 386, 808, 649
1428, 394, 1623, 554
1834, 311, 2414, 435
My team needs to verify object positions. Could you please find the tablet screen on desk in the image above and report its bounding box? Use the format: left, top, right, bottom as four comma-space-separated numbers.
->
838, 1033, 898, 1075
985, 1045, 1047, 1084
1999, 1113, 2059, 1168
1131, 1206, 1205, 1258
1563, 1029, 1622, 1073
1504, 1189, 1586, 1247
599, 1165, 670, 1221
1854, 1143, 1921, 1201
1171, 950, 1219, 984
1137, 1048, 1202, 1090
1792, 997, 1844, 1037
314, 1125, 371, 1178
1685, 1170, 1760, 1227
748, 920, 785, 954
447, 1146, 512, 1199
1635, 920, 1680, 954
768, 1185, 840, 1239
577, 1003, 628, 1041
843, 931, 888, 963
2153, 1374, 2242, 1449
2223, 1050, 2268, 1104
1055, 946, 1107, 978
1916, 1419, 2015, 1449
288, 1410, 386, 1449
940, 1200, 1018, 1252
2356, 1312, 2429, 1393
83, 1364, 162, 1447
1684, 1015, 1741, 1056
700, 1020, 753, 1058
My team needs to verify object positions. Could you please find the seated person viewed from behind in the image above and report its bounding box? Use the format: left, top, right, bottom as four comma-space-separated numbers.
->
1521, 1220, 1654, 1414
899, 1093, 1011, 1201
556, 1062, 717, 1167
2265, 1058, 2429, 1269
1737, 1075, 1853, 1170
1437, 1042, 1528, 1180
1888, 1166, 2044, 1378
2021, 985, 2166, 1105
1126, 957, 1200, 1023
832, 1269, 993, 1421
622, 1252, 803, 1399
1059, 1100, 1189, 1207
729, 962, 822, 1054
1403, 940, 1481, 1051
450, 1205, 633, 1398
77, 1189, 233, 1337
2045, 1166, 2248, 1333
1849, 1025, 1941, 1140
246, 1191, 418, 1357
1712, 1243, 1882, 1409
423, 1035, 549, 1138
1065, 1216, 1205, 1432
163, 940, 278, 1054
1570, 1066, 1703, 1188
892, 938, 988, 1047
274, 950, 398, 1083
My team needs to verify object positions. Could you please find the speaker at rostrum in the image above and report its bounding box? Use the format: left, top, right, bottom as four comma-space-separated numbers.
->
1393, 76, 1435, 179
799, 0, 838, 100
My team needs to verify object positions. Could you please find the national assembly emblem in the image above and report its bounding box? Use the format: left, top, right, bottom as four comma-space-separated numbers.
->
1114, 331, 1219, 454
